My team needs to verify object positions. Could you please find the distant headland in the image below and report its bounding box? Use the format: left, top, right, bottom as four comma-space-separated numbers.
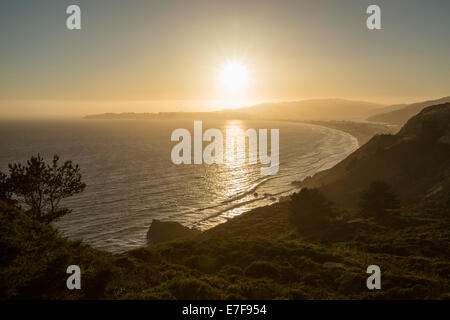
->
84, 111, 253, 120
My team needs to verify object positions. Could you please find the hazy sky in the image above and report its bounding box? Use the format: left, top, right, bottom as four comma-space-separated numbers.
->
1, 0, 449, 117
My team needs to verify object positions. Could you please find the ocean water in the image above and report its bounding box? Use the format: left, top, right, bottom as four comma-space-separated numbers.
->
0, 119, 358, 253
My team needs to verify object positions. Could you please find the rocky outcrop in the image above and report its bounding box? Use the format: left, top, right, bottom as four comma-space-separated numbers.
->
147, 219, 201, 245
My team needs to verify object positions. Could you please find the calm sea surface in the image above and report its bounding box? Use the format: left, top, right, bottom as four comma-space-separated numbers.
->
0, 119, 358, 252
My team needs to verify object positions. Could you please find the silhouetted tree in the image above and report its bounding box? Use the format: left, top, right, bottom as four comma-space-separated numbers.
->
6, 154, 86, 224
290, 188, 333, 228
360, 180, 400, 217
0, 171, 13, 204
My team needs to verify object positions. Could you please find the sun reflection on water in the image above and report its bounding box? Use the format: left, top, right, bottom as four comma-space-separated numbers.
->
213, 120, 255, 218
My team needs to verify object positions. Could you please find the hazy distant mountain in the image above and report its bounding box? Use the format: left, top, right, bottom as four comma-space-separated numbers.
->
298, 103, 450, 208
366, 96, 450, 125
85, 99, 384, 121
85, 97, 450, 126
234, 99, 385, 121
84, 111, 254, 120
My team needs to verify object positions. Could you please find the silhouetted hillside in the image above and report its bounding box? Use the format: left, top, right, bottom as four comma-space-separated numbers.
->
367, 97, 450, 125
298, 103, 450, 208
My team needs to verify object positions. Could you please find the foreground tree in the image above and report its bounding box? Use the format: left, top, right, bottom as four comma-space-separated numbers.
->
6, 154, 86, 224
360, 180, 400, 217
0, 171, 14, 205
290, 188, 334, 228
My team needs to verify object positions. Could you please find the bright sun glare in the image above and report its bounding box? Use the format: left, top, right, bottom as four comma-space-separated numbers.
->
219, 61, 250, 93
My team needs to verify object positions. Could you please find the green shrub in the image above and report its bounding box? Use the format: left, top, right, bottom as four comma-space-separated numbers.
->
219, 265, 243, 276
290, 188, 334, 228
360, 180, 400, 217
184, 255, 218, 273
244, 261, 280, 279
168, 278, 219, 300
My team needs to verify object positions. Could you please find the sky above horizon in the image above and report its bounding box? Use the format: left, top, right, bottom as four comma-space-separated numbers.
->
1, 0, 450, 117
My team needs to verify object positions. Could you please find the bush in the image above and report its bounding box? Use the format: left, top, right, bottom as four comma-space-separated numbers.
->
220, 265, 243, 276
244, 261, 280, 279
360, 180, 400, 217
168, 278, 219, 299
0, 172, 14, 205
290, 188, 334, 228
185, 255, 218, 273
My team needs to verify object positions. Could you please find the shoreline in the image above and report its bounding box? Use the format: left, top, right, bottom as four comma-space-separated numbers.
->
84, 113, 395, 146
284, 119, 398, 146
1, 117, 362, 254
86, 119, 363, 252
142, 119, 391, 247
145, 121, 361, 249
49, 118, 363, 253
61, 119, 361, 253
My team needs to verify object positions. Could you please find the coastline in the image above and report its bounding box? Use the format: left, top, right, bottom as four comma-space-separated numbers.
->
73, 119, 363, 252
85, 112, 398, 146
149, 121, 361, 246
143, 119, 393, 245
0, 117, 362, 253
286, 120, 399, 146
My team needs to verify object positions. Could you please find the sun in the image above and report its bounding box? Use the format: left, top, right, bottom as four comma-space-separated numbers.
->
218, 61, 250, 93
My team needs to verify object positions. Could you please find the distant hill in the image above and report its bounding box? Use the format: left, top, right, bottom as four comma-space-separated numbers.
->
85, 99, 385, 121
297, 103, 450, 208
235, 99, 385, 121
366, 96, 450, 125
84, 111, 253, 120
85, 97, 450, 124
